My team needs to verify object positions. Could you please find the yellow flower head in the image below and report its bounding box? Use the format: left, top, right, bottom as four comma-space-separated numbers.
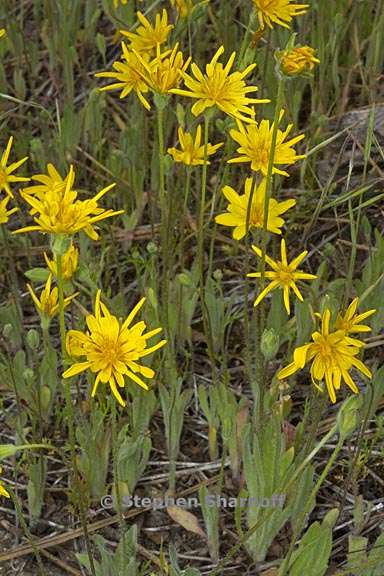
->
27, 274, 78, 319
167, 125, 223, 165
63, 290, 167, 406
135, 43, 191, 96
335, 297, 376, 335
253, 0, 309, 30
228, 114, 305, 176
114, 0, 128, 6
247, 238, 317, 314
0, 137, 29, 198
95, 43, 151, 110
44, 244, 79, 281
278, 308, 374, 404
171, 46, 269, 123
0, 467, 10, 499
14, 166, 123, 239
0, 29, 6, 39
120, 9, 173, 53
0, 195, 18, 225
279, 46, 320, 76
23, 163, 74, 205
215, 177, 296, 240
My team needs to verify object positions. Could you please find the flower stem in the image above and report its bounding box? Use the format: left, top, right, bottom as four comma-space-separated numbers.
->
198, 114, 210, 279
243, 178, 258, 399
111, 397, 125, 542
179, 166, 192, 271
156, 105, 173, 348
56, 253, 97, 576
197, 113, 218, 382
257, 75, 286, 419
260, 77, 286, 286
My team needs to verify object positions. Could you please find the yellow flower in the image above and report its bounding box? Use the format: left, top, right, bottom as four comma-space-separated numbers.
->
63, 290, 167, 407
0, 137, 29, 198
0, 29, 6, 39
0, 467, 10, 499
335, 298, 376, 335
0, 195, 18, 224
247, 238, 316, 314
44, 244, 79, 281
27, 274, 78, 319
134, 43, 191, 96
278, 309, 373, 404
279, 46, 320, 75
167, 125, 223, 165
171, 45, 269, 123
14, 166, 123, 239
228, 115, 305, 176
253, 0, 309, 30
114, 0, 128, 6
120, 9, 173, 53
95, 43, 151, 110
23, 163, 74, 204
215, 177, 296, 240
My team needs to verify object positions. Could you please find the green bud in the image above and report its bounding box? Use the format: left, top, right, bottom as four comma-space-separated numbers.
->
337, 395, 361, 439
23, 367, 35, 384
178, 272, 193, 287
146, 241, 158, 255
260, 328, 280, 360
213, 269, 223, 282
26, 329, 40, 350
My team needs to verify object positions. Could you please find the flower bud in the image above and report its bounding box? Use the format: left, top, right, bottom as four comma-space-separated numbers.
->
146, 241, 158, 255
213, 269, 223, 282
23, 368, 35, 384
261, 328, 280, 360
3, 323, 13, 339
26, 329, 40, 350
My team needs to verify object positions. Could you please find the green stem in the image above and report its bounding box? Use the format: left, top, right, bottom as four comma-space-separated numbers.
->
197, 113, 218, 383
180, 166, 192, 271
238, 12, 255, 67
197, 114, 210, 278
260, 77, 286, 287
157, 106, 171, 337
257, 75, 286, 419
243, 178, 258, 400
111, 397, 125, 541
56, 253, 97, 576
